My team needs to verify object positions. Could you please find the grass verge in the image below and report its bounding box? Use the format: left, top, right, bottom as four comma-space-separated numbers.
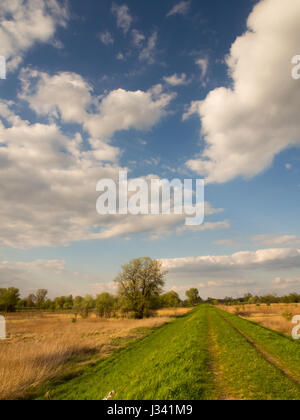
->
209, 308, 300, 400
218, 308, 300, 381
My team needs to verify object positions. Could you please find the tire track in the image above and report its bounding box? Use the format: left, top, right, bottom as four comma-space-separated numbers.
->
217, 309, 300, 388
206, 310, 236, 401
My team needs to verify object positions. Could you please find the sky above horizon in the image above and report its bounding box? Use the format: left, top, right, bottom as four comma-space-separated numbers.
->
0, 0, 300, 299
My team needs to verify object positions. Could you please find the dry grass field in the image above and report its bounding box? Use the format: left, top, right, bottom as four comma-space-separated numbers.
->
0, 308, 192, 400
219, 303, 300, 336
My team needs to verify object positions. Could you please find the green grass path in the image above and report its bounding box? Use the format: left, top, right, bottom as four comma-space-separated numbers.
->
208, 308, 300, 400
36, 306, 215, 400
34, 306, 300, 400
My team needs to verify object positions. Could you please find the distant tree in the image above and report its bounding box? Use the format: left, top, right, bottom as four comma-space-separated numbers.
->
248, 296, 259, 305
25, 294, 37, 308
115, 257, 167, 319
0, 288, 20, 312
73, 296, 83, 306
35, 289, 48, 308
260, 294, 278, 305
42, 299, 55, 310
160, 291, 181, 308
77, 295, 95, 319
117, 296, 132, 317
16, 299, 27, 310
54, 296, 66, 310
242, 293, 253, 303
84, 295, 95, 309
185, 288, 201, 306
73, 296, 83, 317
96, 293, 115, 318
63, 295, 74, 310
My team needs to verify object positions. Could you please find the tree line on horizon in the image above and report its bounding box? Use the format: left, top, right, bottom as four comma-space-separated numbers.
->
1, 258, 300, 317
0, 258, 202, 318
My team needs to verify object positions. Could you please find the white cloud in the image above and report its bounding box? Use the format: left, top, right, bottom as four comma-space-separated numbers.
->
161, 248, 300, 274
0, 259, 115, 297
164, 73, 189, 86
167, 1, 191, 17
184, 0, 300, 183
0, 0, 68, 71
19, 70, 175, 141
98, 31, 114, 46
132, 29, 145, 48
139, 31, 158, 64
195, 58, 208, 79
178, 221, 230, 234
98, 214, 228, 241
0, 70, 179, 248
0, 106, 119, 248
1, 71, 227, 249
253, 234, 300, 247
111, 3, 132, 34
273, 276, 300, 289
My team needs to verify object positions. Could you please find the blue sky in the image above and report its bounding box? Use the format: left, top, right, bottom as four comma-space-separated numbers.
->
0, 0, 300, 299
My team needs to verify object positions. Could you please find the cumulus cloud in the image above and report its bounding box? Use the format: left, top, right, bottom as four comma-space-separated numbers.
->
161, 248, 300, 274
111, 3, 132, 34
185, 0, 300, 183
167, 1, 191, 17
0, 72, 226, 248
0, 0, 68, 71
0, 70, 180, 248
164, 73, 189, 86
19, 70, 175, 141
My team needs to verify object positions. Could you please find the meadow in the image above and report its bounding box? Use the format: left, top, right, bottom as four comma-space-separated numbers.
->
220, 303, 300, 335
1, 304, 300, 400
0, 308, 190, 400
30, 305, 300, 401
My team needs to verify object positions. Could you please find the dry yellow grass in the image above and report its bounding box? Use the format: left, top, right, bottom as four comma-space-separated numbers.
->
219, 303, 300, 336
156, 307, 192, 317
0, 308, 190, 400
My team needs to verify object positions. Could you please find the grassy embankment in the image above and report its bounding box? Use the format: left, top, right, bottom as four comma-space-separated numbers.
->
32, 305, 300, 400
0, 309, 190, 400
